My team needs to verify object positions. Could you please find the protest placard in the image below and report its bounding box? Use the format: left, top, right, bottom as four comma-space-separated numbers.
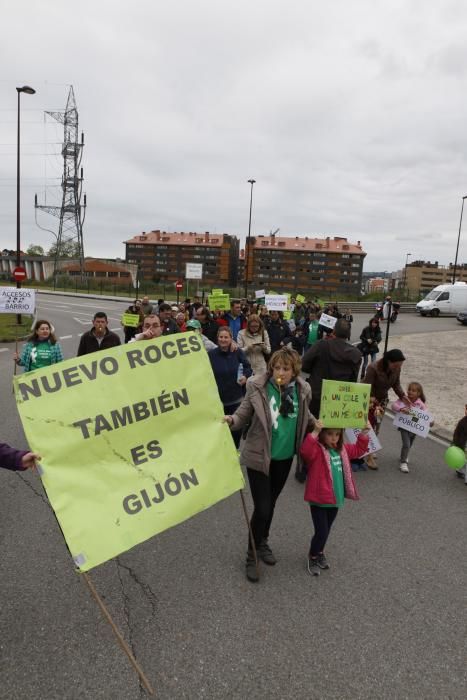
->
392, 407, 433, 438
212, 288, 223, 295
0, 287, 36, 314
345, 427, 381, 456
14, 333, 244, 572
265, 294, 288, 311
296, 294, 306, 303
319, 379, 370, 428
121, 313, 141, 327
318, 312, 337, 330
208, 293, 230, 311
255, 289, 266, 299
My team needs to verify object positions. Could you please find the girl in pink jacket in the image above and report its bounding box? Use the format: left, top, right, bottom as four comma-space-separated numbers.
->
300, 420, 370, 576
391, 381, 432, 473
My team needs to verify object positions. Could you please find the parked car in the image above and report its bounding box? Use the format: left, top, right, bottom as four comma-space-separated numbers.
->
456, 310, 467, 325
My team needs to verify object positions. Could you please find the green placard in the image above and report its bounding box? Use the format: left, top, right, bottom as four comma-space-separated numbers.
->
121, 313, 140, 327
211, 288, 223, 295
296, 294, 306, 303
208, 293, 230, 311
319, 379, 369, 428
14, 334, 244, 572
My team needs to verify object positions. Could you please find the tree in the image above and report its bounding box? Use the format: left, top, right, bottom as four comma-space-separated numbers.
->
47, 240, 81, 259
26, 244, 45, 256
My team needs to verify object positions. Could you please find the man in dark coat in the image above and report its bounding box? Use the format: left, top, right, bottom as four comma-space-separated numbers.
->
77, 312, 121, 355
302, 318, 362, 421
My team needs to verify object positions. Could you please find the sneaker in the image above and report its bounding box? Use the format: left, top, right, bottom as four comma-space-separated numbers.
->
399, 462, 409, 473
245, 554, 259, 583
257, 540, 277, 566
307, 557, 320, 576
366, 454, 378, 470
317, 553, 330, 570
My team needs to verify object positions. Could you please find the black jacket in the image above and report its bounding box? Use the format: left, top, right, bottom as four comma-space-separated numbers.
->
77, 328, 121, 356
358, 325, 382, 355
302, 338, 362, 398
264, 318, 293, 354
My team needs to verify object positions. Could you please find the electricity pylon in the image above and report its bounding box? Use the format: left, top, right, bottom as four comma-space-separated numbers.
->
35, 85, 86, 279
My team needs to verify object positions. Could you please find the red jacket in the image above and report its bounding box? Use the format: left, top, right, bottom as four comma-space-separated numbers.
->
300, 433, 369, 504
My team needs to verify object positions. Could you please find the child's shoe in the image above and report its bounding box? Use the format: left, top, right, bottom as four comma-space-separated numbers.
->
317, 553, 330, 570
245, 552, 260, 582
399, 462, 409, 473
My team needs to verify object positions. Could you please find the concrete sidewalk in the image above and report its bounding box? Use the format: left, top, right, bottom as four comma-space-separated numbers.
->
385, 328, 467, 441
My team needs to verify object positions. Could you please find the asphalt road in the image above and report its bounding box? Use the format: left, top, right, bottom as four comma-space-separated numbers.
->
1, 294, 466, 699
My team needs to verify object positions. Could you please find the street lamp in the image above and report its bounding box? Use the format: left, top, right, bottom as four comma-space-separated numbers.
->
452, 195, 467, 284
402, 252, 411, 301
16, 85, 36, 324
244, 178, 256, 299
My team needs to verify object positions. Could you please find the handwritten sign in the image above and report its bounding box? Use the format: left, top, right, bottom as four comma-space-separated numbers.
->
296, 294, 306, 303
212, 289, 223, 295
0, 287, 36, 314
255, 289, 266, 299
265, 294, 288, 312
208, 294, 231, 311
393, 407, 432, 438
318, 312, 337, 330
121, 313, 141, 327
345, 427, 381, 456
319, 380, 369, 428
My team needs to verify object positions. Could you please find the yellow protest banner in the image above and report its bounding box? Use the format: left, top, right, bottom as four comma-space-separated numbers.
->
14, 333, 244, 572
211, 288, 223, 295
296, 294, 306, 303
319, 379, 369, 428
121, 313, 140, 327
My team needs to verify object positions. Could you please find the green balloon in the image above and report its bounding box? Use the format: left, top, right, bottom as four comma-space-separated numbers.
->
444, 446, 466, 470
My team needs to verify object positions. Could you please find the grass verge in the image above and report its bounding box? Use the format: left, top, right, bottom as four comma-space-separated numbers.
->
0, 314, 34, 343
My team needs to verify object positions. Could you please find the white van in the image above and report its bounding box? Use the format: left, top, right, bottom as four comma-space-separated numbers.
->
416, 282, 467, 317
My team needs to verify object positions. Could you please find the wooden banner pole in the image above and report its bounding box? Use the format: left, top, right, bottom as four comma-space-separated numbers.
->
239, 490, 259, 576
82, 572, 155, 696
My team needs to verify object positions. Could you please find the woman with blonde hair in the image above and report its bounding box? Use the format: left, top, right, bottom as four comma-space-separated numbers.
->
237, 314, 271, 373
224, 347, 314, 583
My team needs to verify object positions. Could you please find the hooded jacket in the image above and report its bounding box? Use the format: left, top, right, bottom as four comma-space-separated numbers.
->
302, 337, 362, 398
300, 432, 368, 504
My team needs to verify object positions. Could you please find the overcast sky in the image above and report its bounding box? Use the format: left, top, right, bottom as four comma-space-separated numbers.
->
2, 0, 467, 272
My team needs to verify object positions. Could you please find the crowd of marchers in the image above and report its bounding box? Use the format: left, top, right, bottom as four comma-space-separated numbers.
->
4, 293, 466, 583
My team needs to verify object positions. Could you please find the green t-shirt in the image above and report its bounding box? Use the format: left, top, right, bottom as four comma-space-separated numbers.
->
30, 341, 54, 371
307, 320, 319, 345
315, 448, 345, 508
267, 382, 298, 460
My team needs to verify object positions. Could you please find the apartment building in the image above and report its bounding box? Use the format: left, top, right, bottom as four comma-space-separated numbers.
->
406, 260, 467, 294
244, 234, 365, 296
125, 230, 239, 287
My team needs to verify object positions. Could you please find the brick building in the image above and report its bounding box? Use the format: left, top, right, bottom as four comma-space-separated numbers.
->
243, 234, 365, 296
125, 230, 239, 287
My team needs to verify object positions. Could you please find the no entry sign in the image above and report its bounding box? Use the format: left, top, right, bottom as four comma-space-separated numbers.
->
175, 280, 183, 291
13, 266, 27, 281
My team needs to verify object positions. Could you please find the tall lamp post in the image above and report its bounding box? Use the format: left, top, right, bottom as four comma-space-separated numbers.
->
244, 178, 256, 299
402, 252, 411, 301
452, 195, 467, 284
16, 85, 36, 325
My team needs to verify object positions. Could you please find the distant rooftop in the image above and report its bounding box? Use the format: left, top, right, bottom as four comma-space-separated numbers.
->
249, 233, 365, 255
125, 231, 231, 247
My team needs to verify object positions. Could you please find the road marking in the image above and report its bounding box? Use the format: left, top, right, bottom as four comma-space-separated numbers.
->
110, 327, 123, 332
0, 348, 8, 353
73, 316, 92, 325
59, 335, 73, 340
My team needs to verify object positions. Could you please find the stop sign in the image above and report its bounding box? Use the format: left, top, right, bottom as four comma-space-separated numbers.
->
175, 280, 183, 291
13, 266, 27, 281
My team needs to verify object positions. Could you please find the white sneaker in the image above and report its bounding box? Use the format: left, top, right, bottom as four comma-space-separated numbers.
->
400, 462, 409, 473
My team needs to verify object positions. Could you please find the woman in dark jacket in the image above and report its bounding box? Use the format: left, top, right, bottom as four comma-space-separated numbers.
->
358, 317, 382, 378
208, 327, 252, 448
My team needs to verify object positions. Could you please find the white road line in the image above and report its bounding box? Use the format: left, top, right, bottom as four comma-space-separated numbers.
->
110, 327, 122, 332
73, 317, 91, 325
59, 335, 73, 340
0, 348, 8, 353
